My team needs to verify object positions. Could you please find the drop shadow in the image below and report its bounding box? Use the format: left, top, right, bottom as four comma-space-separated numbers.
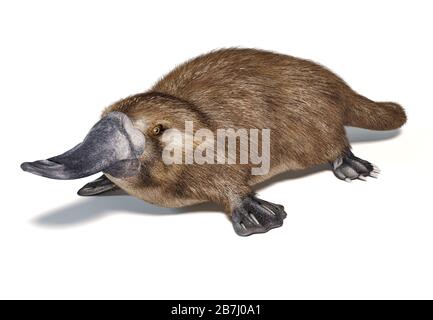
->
34, 196, 221, 227
34, 127, 400, 227
345, 127, 401, 143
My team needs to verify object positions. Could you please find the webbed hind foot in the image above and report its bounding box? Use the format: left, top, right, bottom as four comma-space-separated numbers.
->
332, 149, 380, 182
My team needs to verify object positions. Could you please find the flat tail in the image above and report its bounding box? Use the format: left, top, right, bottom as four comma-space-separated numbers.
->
345, 94, 407, 130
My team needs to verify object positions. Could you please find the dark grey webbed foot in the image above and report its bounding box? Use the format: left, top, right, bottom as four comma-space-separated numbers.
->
77, 174, 119, 196
232, 196, 287, 236
332, 149, 380, 182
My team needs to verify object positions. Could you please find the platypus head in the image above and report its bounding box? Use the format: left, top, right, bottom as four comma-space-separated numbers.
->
20, 111, 146, 180
21, 92, 208, 184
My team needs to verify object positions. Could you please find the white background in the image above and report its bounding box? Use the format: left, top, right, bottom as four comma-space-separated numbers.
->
1, 0, 432, 299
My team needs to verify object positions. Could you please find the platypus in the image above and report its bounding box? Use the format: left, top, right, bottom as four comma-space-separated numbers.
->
21, 48, 406, 236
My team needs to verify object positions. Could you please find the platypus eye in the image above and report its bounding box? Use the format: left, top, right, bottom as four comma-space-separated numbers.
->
151, 124, 163, 136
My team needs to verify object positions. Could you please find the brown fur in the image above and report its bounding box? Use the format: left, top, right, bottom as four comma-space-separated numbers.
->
103, 48, 406, 212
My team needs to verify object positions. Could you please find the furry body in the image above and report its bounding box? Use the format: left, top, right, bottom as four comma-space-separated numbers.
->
22, 48, 406, 235
103, 49, 406, 211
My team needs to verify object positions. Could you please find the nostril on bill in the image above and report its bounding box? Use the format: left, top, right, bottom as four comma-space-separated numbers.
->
20, 160, 65, 178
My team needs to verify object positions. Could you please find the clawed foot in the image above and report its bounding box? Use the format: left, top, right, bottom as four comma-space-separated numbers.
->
231, 196, 287, 236
332, 149, 380, 182
77, 174, 119, 196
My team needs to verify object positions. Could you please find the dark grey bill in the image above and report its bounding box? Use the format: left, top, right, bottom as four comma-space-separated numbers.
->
21, 112, 145, 179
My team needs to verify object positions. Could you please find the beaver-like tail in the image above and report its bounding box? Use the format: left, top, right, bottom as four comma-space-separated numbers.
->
345, 94, 407, 130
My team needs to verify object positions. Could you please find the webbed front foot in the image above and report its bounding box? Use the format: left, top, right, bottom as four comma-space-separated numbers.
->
77, 174, 120, 196
231, 195, 287, 236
